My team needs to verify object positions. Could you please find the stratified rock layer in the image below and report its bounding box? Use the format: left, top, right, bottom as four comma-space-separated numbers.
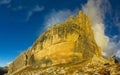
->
7, 11, 117, 75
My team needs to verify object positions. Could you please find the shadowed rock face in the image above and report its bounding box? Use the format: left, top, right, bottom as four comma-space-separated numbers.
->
0, 67, 8, 75
7, 11, 103, 75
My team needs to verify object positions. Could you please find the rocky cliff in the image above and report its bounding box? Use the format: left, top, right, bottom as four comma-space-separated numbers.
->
6, 11, 120, 75
0, 67, 8, 75
31, 11, 102, 66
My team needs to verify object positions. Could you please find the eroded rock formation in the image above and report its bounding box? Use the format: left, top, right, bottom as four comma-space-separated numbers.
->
6, 11, 120, 75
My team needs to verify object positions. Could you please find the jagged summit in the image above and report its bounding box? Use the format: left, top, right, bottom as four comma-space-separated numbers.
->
6, 11, 119, 75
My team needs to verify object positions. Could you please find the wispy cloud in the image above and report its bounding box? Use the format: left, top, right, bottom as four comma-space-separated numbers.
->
26, 5, 44, 21
0, 0, 11, 4
44, 9, 79, 28
33, 5, 44, 11
7, 61, 12, 66
12, 6, 23, 11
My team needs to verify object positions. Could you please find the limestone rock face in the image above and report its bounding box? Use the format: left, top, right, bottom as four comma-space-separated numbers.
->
31, 11, 102, 66
7, 11, 104, 75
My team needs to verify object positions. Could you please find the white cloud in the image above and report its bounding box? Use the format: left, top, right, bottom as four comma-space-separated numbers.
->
7, 61, 12, 66
33, 5, 44, 11
26, 5, 44, 21
81, 0, 120, 57
44, 9, 79, 28
12, 6, 23, 11
0, 0, 11, 4
82, 0, 110, 50
103, 41, 119, 57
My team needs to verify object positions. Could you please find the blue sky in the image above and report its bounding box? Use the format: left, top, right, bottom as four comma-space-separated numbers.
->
0, 0, 120, 66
